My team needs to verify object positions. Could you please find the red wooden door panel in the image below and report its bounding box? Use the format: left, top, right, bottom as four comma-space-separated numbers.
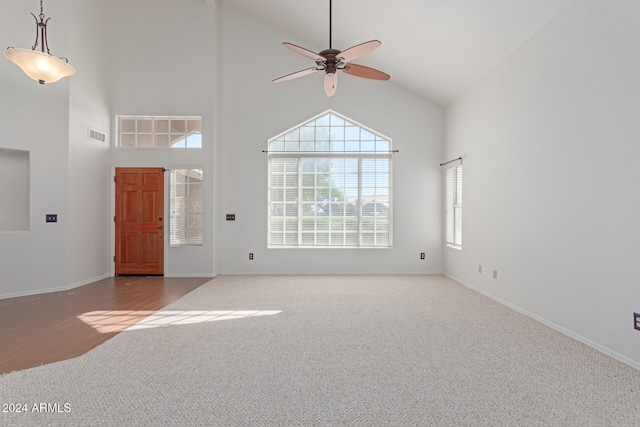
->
115, 168, 164, 275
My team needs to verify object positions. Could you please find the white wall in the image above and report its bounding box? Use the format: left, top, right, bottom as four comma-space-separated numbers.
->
108, 0, 216, 277
217, 3, 443, 274
0, 0, 72, 297
1, 0, 439, 295
67, 0, 112, 287
444, 0, 640, 368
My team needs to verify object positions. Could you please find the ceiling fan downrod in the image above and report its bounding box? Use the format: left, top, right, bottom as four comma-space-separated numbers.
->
329, 0, 332, 49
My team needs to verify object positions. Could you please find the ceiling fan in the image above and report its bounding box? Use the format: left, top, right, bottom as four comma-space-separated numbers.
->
272, 0, 390, 97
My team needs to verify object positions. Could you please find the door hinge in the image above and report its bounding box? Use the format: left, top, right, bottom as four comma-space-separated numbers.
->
113, 255, 116, 262
113, 216, 116, 222
113, 176, 116, 182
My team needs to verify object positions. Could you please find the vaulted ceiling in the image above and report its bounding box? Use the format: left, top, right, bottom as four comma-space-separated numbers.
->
223, 0, 573, 106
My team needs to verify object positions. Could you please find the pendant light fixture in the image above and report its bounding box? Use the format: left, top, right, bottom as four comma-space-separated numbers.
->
4, 0, 75, 85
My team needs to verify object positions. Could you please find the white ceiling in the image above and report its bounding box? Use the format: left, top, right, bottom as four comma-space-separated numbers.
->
223, 0, 573, 106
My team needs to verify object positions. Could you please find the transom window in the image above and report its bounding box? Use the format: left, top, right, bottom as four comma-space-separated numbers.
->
117, 116, 202, 148
268, 111, 392, 248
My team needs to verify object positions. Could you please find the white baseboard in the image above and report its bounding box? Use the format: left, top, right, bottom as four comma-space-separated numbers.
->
68, 274, 111, 289
0, 274, 110, 300
218, 271, 445, 276
444, 273, 640, 372
164, 273, 216, 278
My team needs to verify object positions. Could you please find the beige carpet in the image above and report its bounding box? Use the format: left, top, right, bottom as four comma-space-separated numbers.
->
1, 275, 639, 426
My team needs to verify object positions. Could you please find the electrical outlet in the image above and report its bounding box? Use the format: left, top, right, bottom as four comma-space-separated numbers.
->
492, 269, 498, 279
634, 313, 640, 331
249, 253, 254, 260
226, 214, 235, 221
420, 253, 425, 260
478, 265, 482, 273
46, 214, 57, 223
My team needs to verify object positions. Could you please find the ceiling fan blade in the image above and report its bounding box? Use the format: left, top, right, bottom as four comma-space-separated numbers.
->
339, 40, 381, 63
273, 67, 319, 83
324, 73, 337, 97
282, 42, 324, 62
343, 63, 390, 81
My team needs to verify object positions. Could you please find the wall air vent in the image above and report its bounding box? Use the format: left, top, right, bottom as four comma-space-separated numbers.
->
87, 128, 107, 144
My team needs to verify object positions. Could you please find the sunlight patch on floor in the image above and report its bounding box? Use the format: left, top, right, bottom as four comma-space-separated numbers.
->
77, 310, 282, 333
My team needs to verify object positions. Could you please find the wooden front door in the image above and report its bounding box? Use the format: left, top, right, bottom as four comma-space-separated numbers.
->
115, 168, 165, 275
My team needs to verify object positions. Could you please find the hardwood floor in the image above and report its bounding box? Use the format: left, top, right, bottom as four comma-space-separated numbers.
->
0, 277, 211, 375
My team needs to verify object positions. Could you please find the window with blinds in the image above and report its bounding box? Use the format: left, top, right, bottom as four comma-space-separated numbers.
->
117, 116, 202, 148
445, 163, 462, 249
268, 111, 392, 248
170, 168, 203, 246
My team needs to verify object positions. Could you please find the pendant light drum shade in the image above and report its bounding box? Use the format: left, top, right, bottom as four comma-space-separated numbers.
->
4, 47, 75, 84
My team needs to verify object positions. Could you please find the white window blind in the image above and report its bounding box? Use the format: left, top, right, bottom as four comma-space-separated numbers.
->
170, 168, 203, 246
445, 163, 462, 249
268, 111, 392, 248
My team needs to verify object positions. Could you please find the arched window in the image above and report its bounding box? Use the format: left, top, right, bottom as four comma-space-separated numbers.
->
268, 111, 392, 248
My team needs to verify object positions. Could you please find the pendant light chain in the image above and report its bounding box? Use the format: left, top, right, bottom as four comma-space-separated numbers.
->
31, 0, 52, 54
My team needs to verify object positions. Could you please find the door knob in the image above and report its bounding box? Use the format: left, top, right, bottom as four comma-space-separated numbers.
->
158, 225, 163, 230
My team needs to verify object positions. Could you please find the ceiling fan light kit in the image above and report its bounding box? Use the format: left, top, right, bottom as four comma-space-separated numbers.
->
4, 0, 76, 85
273, 0, 390, 97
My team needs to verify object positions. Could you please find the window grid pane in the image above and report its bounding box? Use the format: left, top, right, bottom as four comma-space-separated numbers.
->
117, 116, 202, 148
268, 112, 392, 248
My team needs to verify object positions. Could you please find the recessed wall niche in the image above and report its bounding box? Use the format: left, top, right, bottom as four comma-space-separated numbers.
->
0, 148, 29, 231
